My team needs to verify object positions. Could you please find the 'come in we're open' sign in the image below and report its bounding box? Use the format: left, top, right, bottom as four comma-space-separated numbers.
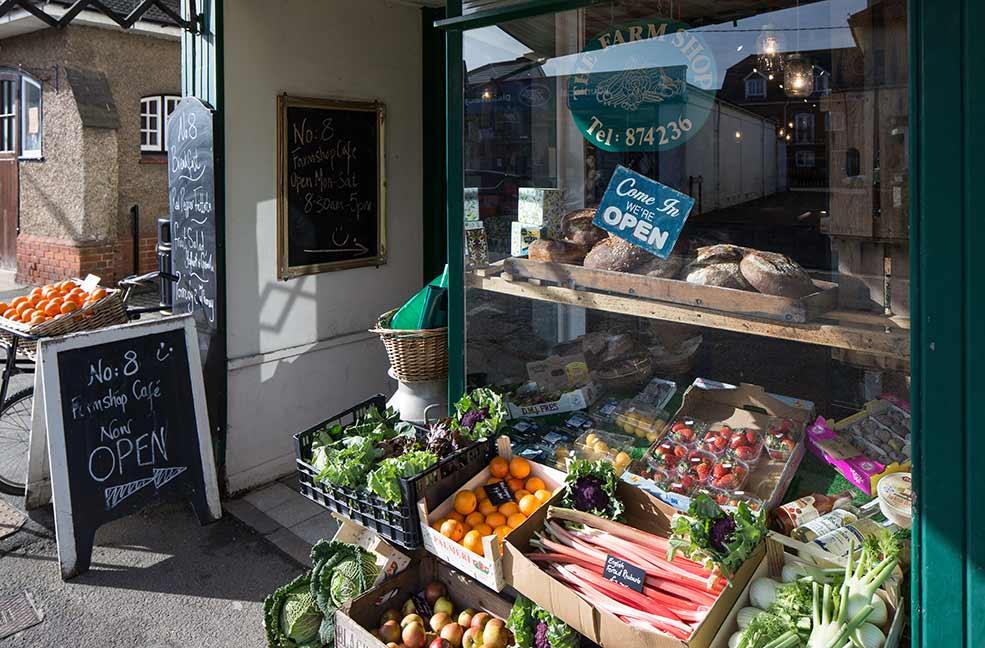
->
592, 165, 695, 259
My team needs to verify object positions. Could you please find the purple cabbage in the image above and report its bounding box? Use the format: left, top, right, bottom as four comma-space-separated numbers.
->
571, 475, 609, 513
459, 406, 490, 431
534, 620, 550, 648
709, 515, 737, 553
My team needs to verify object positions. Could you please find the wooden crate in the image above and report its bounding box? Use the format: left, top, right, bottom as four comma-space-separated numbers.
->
502, 257, 838, 323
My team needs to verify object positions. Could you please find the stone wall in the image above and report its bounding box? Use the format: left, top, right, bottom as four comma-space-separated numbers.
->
0, 25, 179, 283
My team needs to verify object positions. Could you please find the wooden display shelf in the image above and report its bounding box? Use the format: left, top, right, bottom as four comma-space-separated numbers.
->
467, 263, 910, 362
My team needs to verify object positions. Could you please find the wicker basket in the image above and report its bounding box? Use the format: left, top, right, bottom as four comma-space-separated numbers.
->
370, 308, 448, 383
0, 289, 128, 359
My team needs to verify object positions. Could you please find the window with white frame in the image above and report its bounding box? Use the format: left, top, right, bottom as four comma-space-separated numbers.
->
795, 112, 815, 144
796, 150, 815, 168
744, 74, 766, 99
0, 79, 15, 153
140, 94, 181, 152
20, 76, 41, 158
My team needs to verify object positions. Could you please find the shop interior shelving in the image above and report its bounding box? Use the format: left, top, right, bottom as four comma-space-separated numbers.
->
467, 262, 910, 365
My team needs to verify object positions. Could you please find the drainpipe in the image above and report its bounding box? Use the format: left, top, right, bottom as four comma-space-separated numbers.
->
130, 204, 139, 275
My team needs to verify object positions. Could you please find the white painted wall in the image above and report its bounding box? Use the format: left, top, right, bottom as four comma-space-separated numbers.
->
222, 0, 423, 493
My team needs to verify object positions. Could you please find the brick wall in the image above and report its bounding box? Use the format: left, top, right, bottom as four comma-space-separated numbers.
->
17, 235, 158, 286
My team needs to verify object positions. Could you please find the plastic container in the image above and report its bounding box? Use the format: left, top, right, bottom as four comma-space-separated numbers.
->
674, 449, 716, 486
648, 439, 690, 471
656, 468, 701, 497
294, 395, 494, 550
877, 472, 913, 529
638, 376, 677, 410
575, 429, 636, 474
608, 400, 669, 443
664, 415, 707, 446
765, 417, 800, 460
701, 487, 765, 512
708, 457, 751, 491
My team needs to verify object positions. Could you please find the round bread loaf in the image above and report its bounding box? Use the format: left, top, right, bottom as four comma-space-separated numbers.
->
527, 239, 590, 264
684, 262, 755, 291
631, 254, 686, 278
561, 208, 607, 248
583, 236, 653, 272
739, 250, 816, 297
695, 243, 748, 265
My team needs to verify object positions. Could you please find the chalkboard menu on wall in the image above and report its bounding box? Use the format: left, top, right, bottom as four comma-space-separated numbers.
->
277, 94, 386, 279
39, 317, 220, 579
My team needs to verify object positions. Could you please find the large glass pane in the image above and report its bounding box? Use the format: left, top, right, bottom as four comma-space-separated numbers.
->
461, 0, 911, 551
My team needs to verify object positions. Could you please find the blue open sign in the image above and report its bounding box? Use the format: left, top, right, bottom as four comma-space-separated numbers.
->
592, 166, 695, 259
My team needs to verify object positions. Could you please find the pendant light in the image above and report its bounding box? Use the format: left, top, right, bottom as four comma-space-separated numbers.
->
756, 24, 783, 74
783, 1, 813, 98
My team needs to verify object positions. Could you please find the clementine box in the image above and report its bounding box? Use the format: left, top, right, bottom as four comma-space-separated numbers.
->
418, 436, 566, 591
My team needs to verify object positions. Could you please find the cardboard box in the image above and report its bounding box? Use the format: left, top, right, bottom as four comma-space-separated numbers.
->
517, 187, 564, 235
506, 382, 600, 419
709, 534, 906, 648
335, 557, 513, 648
504, 481, 764, 648
526, 353, 590, 392
464, 187, 480, 222
331, 515, 412, 587
511, 222, 543, 257
625, 383, 809, 511
419, 437, 567, 591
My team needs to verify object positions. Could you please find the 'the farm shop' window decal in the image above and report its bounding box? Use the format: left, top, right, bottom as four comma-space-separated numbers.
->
568, 20, 718, 152
592, 166, 695, 259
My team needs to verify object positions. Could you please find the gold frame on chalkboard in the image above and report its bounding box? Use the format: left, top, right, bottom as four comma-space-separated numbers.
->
276, 94, 387, 279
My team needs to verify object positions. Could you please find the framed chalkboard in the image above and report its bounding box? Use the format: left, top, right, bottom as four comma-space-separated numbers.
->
38, 316, 221, 579
277, 94, 386, 279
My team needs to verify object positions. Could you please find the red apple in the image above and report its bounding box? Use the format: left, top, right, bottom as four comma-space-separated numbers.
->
481, 619, 507, 648
425, 581, 448, 607
457, 609, 475, 628
403, 622, 427, 648
430, 613, 452, 633
381, 620, 402, 644
429, 638, 451, 648
470, 613, 491, 631
462, 627, 479, 648
440, 623, 464, 648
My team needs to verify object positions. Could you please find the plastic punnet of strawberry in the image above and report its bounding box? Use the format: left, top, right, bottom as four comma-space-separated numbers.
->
649, 440, 689, 470
709, 457, 750, 491
676, 449, 715, 486
666, 416, 707, 446
696, 424, 735, 456
723, 427, 764, 464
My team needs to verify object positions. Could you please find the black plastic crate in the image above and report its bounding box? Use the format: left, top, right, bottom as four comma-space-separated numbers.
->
294, 395, 494, 550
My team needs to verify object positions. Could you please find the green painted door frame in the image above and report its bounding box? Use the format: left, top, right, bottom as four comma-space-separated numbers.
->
443, 0, 985, 644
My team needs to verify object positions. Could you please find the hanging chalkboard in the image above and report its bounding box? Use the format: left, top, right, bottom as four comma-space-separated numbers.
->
277, 94, 386, 279
39, 316, 221, 579
166, 97, 224, 450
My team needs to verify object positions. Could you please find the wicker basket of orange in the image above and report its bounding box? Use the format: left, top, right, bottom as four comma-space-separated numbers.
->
0, 279, 127, 355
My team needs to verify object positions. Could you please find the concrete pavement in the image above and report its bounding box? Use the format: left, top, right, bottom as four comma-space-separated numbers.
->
0, 496, 308, 647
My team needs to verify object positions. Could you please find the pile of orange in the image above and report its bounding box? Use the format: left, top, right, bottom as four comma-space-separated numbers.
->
431, 456, 554, 557
0, 281, 107, 327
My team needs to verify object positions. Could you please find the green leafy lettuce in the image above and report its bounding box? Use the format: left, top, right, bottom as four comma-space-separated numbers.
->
367, 450, 439, 504
314, 435, 381, 489
264, 572, 323, 648
506, 595, 578, 648
667, 492, 766, 584
451, 388, 507, 441
560, 458, 624, 521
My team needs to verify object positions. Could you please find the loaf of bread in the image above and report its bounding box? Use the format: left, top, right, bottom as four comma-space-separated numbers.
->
561, 208, 607, 248
684, 262, 755, 291
527, 239, 590, 264
583, 236, 653, 272
695, 243, 748, 265
739, 250, 817, 297
631, 254, 686, 278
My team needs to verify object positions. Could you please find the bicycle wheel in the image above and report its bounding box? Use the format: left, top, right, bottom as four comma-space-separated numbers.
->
0, 387, 34, 496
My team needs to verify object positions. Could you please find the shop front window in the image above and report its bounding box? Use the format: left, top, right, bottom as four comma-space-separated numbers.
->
460, 0, 911, 593
20, 76, 41, 158
0, 79, 14, 153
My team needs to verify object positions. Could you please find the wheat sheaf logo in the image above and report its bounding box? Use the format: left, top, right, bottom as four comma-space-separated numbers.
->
594, 68, 687, 111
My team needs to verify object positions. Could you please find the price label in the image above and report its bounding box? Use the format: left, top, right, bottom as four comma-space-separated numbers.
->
603, 555, 646, 593
485, 480, 515, 507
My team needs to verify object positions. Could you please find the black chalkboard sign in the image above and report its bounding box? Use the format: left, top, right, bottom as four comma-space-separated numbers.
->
485, 480, 515, 507
603, 554, 646, 593
40, 316, 220, 579
277, 94, 386, 278
166, 97, 223, 450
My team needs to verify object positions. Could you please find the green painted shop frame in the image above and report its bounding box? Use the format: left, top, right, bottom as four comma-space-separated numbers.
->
440, 0, 984, 646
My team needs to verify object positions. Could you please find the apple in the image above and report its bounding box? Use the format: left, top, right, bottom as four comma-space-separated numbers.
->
481, 619, 507, 648
403, 599, 419, 616
402, 614, 425, 629
403, 622, 427, 648
382, 609, 402, 625
462, 627, 479, 648
425, 581, 448, 606
433, 596, 454, 616
457, 609, 476, 628
387, 644, 400, 648
440, 622, 464, 647
430, 613, 452, 633
381, 620, 403, 644
470, 613, 491, 631
429, 638, 451, 648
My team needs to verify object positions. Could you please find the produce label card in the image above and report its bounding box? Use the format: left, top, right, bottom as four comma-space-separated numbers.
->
593, 165, 695, 259
603, 554, 646, 593
485, 481, 515, 506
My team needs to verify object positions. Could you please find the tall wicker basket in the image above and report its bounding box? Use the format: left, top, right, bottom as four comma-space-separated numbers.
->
370, 308, 448, 383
